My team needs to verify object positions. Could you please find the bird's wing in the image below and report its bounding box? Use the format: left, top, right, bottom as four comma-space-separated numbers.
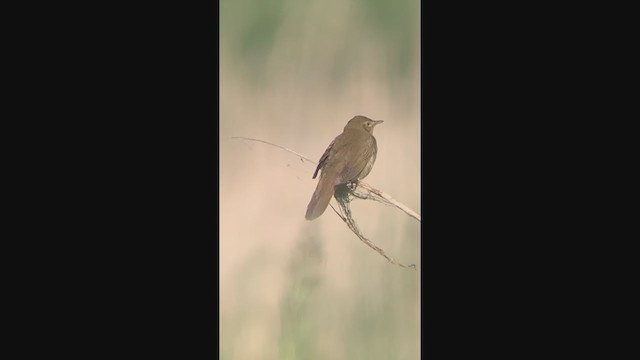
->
312, 137, 338, 179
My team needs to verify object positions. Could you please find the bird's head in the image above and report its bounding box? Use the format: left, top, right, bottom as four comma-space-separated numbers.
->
345, 115, 384, 134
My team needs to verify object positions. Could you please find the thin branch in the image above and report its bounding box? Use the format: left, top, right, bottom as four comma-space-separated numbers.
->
352, 181, 421, 222
329, 200, 417, 270
231, 136, 420, 269
230, 137, 317, 164
231, 136, 420, 223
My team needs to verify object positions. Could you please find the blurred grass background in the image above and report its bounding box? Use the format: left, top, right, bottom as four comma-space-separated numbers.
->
220, 0, 420, 358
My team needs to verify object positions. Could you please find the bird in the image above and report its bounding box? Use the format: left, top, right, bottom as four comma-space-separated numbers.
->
305, 115, 384, 220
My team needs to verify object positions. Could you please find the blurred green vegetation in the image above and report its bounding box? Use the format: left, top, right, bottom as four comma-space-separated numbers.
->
220, 0, 420, 359
220, 0, 419, 86
357, 0, 419, 79
220, 0, 286, 68
278, 233, 324, 359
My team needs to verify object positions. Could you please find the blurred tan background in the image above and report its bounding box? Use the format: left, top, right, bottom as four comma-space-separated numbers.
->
220, 0, 420, 359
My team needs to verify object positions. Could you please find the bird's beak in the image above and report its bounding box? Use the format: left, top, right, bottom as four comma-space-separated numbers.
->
374, 120, 384, 126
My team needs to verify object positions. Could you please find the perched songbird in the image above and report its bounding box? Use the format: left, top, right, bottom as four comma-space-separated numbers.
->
305, 115, 383, 220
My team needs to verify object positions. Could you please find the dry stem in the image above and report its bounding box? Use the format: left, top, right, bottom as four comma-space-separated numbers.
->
231, 136, 420, 270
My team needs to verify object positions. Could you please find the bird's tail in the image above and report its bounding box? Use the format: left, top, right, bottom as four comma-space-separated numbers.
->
305, 175, 336, 220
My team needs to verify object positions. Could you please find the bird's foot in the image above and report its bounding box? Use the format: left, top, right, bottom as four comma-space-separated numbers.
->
346, 180, 368, 200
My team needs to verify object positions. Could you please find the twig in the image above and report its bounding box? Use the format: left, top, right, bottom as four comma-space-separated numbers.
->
352, 182, 421, 222
330, 187, 416, 270
329, 200, 416, 270
230, 137, 420, 223
231, 136, 419, 269
230, 137, 317, 164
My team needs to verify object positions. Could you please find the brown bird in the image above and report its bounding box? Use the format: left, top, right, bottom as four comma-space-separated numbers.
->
305, 115, 384, 220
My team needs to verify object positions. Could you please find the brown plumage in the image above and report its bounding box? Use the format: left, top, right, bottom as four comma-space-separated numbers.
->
305, 115, 383, 220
